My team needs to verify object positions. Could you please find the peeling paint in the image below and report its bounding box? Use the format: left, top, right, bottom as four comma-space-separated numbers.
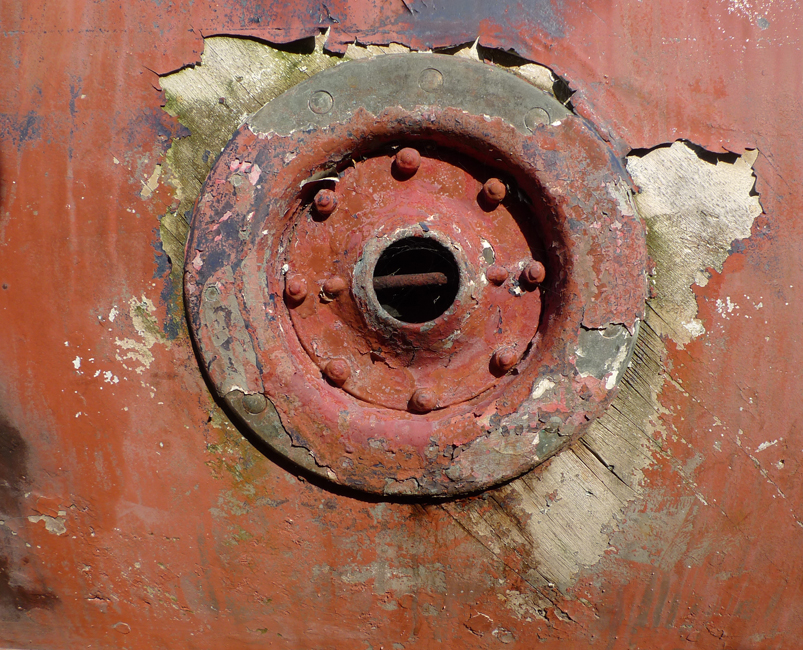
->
114, 296, 170, 374
627, 142, 762, 346
27, 512, 67, 536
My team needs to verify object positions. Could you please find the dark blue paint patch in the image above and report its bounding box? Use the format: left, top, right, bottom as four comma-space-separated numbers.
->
124, 107, 191, 152
68, 82, 81, 118
152, 226, 173, 280
728, 239, 747, 254
0, 112, 43, 152
153, 226, 184, 341
405, 0, 565, 40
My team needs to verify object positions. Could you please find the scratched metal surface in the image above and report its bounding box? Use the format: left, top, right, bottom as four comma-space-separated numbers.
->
0, 1, 801, 648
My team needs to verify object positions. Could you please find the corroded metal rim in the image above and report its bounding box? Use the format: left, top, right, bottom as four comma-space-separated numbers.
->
184, 54, 647, 497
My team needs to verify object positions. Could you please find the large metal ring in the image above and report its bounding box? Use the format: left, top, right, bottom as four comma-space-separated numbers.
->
184, 54, 647, 497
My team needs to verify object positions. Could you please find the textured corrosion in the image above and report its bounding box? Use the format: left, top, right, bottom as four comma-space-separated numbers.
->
2, 1, 799, 648
184, 54, 647, 495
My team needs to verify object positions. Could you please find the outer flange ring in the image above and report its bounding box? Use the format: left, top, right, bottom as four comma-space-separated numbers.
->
184, 54, 647, 497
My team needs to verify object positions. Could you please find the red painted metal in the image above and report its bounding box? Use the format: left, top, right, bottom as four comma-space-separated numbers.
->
1, 0, 802, 647
183, 58, 646, 495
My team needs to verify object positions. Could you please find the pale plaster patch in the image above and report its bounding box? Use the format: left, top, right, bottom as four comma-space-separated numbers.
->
627, 142, 761, 346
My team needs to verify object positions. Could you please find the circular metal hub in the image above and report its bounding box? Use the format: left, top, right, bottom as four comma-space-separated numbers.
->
285, 147, 542, 412
184, 54, 648, 497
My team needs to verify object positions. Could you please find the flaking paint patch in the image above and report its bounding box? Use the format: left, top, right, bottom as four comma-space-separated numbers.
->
28, 512, 67, 536
627, 142, 762, 346
140, 164, 161, 200
114, 296, 170, 374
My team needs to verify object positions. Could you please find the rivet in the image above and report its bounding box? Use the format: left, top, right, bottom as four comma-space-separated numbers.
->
204, 286, 220, 302
486, 265, 509, 285
524, 107, 550, 132
323, 358, 351, 386
522, 260, 546, 285
314, 189, 338, 216
285, 274, 308, 303
482, 178, 507, 205
492, 347, 519, 373
419, 68, 444, 92
394, 148, 421, 176
242, 393, 268, 414
409, 388, 437, 413
322, 276, 348, 297
309, 90, 334, 115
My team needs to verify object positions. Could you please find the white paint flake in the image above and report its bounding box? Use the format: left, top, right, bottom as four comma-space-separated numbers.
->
531, 378, 556, 400
756, 439, 779, 452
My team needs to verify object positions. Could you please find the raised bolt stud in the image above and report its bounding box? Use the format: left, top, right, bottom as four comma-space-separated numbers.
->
323, 358, 351, 386
482, 178, 507, 205
409, 388, 437, 413
314, 188, 337, 217
242, 393, 268, 415
492, 347, 519, 373
522, 260, 546, 285
285, 274, 308, 303
394, 147, 421, 176
486, 265, 509, 285
322, 275, 348, 298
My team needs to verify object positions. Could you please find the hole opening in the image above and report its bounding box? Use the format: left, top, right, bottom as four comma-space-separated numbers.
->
372, 237, 460, 323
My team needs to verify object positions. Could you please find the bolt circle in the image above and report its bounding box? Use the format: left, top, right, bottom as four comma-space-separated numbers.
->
322, 275, 348, 298
394, 147, 421, 176
482, 178, 507, 204
308, 90, 334, 115
242, 393, 268, 414
492, 347, 519, 373
409, 388, 437, 413
486, 264, 509, 285
285, 274, 308, 303
522, 260, 546, 285
323, 358, 351, 386
314, 189, 338, 216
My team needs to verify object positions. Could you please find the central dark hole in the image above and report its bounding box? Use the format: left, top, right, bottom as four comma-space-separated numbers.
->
372, 237, 460, 323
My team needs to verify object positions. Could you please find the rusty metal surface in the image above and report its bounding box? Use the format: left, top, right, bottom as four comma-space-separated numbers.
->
184, 54, 645, 496
1, 0, 802, 648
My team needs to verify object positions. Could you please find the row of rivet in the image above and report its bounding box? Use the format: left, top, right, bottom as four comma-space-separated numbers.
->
307, 70, 551, 132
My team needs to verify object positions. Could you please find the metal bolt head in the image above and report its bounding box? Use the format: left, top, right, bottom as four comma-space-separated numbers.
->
308, 90, 333, 115
492, 347, 519, 373
486, 264, 509, 285
524, 107, 550, 131
409, 388, 437, 413
523, 260, 546, 285
419, 67, 444, 92
314, 189, 337, 217
322, 276, 348, 298
285, 274, 308, 302
242, 393, 268, 414
395, 148, 421, 176
323, 358, 351, 386
482, 178, 507, 204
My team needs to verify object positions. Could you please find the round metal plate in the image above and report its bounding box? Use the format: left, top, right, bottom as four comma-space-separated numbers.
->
184, 54, 648, 497
285, 148, 542, 411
